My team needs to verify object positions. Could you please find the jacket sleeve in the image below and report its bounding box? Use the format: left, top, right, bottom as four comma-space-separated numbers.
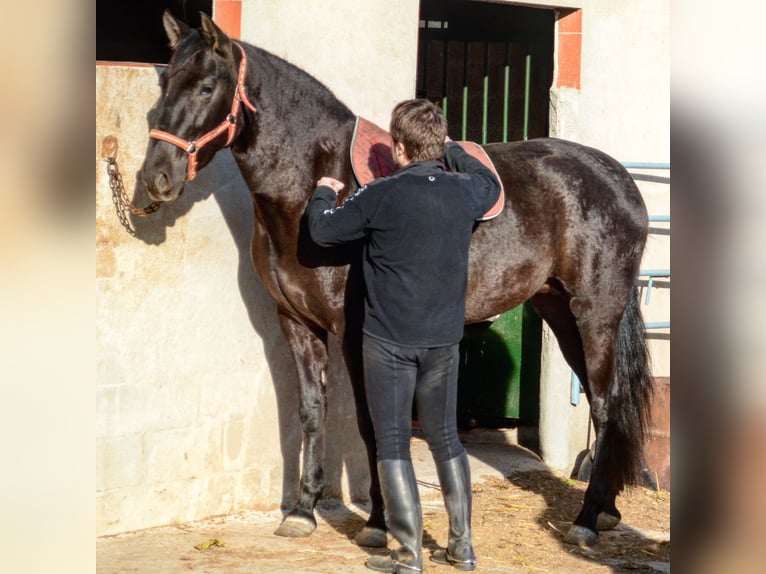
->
305, 185, 368, 246
443, 141, 501, 218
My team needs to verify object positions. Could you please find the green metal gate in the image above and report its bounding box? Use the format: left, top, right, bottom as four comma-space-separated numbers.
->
457, 305, 542, 424
416, 0, 554, 424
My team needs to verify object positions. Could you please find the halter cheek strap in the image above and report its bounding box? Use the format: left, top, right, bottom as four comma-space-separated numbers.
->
149, 42, 257, 181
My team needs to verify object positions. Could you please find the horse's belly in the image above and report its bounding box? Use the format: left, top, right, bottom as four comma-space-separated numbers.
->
464, 218, 554, 323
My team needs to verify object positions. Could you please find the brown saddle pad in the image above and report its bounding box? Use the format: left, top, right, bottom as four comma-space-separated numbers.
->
350, 117, 504, 221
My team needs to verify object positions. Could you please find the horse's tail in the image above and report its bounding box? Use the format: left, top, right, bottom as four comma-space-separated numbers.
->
607, 285, 654, 489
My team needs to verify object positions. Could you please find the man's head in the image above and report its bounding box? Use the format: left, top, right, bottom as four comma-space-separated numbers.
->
389, 99, 447, 167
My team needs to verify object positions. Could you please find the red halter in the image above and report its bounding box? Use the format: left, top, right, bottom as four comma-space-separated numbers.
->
149, 42, 257, 181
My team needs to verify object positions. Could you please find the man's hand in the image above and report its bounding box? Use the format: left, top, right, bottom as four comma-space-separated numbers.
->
317, 177, 345, 195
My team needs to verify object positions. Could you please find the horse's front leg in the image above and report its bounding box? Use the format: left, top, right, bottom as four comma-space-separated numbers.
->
274, 311, 328, 538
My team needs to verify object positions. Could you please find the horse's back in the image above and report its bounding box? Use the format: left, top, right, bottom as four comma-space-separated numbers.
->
486, 138, 646, 221
465, 138, 648, 321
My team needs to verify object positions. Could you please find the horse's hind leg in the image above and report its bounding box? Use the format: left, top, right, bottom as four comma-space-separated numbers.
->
530, 281, 589, 389
561, 288, 651, 547
560, 300, 622, 547
273, 311, 329, 538
532, 282, 644, 546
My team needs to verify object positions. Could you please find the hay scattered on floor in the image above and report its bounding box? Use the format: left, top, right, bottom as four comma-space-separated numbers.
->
421, 471, 670, 572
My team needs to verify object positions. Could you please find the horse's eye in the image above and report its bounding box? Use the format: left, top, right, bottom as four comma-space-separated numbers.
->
199, 85, 214, 96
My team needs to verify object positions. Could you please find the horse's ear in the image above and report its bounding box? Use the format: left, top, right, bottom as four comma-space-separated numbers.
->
200, 12, 233, 61
162, 9, 190, 50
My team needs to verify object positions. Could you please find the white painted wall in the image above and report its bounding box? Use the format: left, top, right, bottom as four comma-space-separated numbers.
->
579, 1, 670, 162
240, 0, 421, 127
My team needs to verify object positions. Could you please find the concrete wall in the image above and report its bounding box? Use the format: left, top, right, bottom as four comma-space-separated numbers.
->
97, 65, 286, 535
96, 68, 365, 536
96, 0, 670, 534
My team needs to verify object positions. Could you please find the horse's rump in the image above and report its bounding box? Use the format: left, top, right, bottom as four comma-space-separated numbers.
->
464, 138, 647, 323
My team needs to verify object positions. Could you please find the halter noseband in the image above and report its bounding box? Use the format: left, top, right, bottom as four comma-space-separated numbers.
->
149, 42, 257, 181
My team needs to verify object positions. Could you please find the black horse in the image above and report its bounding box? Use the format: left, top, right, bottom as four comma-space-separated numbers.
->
139, 11, 653, 549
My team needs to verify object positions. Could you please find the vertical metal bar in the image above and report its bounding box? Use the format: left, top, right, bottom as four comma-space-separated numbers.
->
571, 371, 582, 406
645, 276, 654, 305
503, 42, 510, 143
482, 42, 489, 144
462, 41, 469, 141
523, 51, 531, 141
442, 41, 449, 119
422, 36, 430, 99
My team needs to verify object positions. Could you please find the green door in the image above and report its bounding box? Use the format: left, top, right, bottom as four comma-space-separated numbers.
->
457, 303, 541, 424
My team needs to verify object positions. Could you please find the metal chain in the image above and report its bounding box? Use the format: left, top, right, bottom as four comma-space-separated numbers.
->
102, 135, 161, 235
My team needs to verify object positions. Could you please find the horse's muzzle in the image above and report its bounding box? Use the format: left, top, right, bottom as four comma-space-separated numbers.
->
142, 168, 185, 202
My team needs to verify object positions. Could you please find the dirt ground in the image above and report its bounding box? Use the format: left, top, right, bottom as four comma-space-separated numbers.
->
463, 473, 669, 572
97, 432, 669, 573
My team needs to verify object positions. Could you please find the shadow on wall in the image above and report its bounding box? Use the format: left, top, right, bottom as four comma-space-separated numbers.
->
126, 144, 371, 511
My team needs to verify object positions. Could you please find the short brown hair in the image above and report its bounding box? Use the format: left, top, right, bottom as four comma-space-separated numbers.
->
389, 99, 447, 162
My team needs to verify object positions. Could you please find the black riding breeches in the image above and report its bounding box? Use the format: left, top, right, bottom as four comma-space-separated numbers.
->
362, 333, 466, 463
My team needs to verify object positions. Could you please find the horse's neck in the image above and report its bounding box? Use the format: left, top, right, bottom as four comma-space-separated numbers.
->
233, 47, 355, 211
248, 46, 355, 138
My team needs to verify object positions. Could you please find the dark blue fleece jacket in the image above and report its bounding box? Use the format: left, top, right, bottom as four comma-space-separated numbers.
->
306, 141, 500, 347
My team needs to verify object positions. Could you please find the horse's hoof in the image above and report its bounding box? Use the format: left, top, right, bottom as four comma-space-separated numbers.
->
596, 511, 621, 531
353, 525, 388, 548
274, 513, 317, 538
563, 525, 598, 547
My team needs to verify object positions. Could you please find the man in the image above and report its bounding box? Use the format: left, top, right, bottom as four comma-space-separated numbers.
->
306, 99, 500, 573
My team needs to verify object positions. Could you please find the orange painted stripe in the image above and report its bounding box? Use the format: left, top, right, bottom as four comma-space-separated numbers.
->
214, 0, 242, 39
557, 33, 581, 89
558, 9, 582, 34
557, 9, 582, 89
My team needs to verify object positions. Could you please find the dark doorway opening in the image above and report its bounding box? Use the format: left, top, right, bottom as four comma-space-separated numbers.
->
417, 0, 554, 143
96, 0, 212, 64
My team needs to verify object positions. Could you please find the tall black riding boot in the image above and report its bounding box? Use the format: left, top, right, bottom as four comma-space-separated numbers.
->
365, 459, 423, 573
431, 453, 477, 571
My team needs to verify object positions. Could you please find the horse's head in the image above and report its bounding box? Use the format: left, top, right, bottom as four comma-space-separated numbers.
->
140, 10, 255, 202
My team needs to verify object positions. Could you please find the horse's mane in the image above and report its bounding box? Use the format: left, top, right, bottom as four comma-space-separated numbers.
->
243, 42, 356, 130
